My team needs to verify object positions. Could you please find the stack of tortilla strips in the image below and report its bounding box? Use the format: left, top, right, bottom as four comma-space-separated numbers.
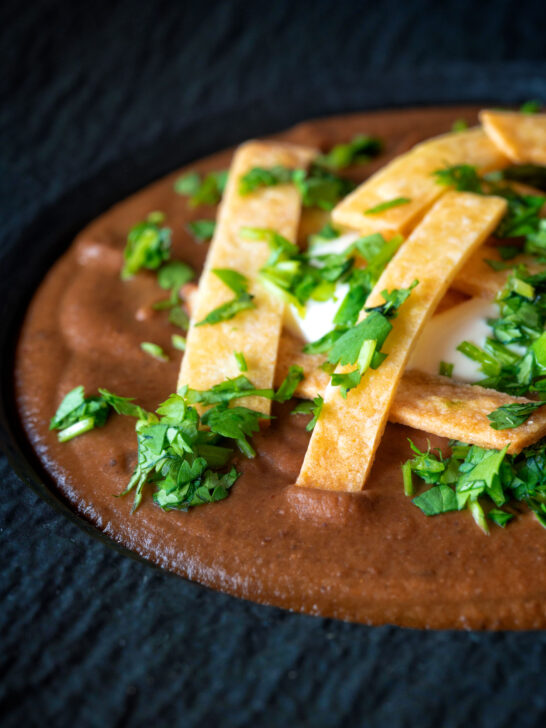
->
179, 111, 546, 493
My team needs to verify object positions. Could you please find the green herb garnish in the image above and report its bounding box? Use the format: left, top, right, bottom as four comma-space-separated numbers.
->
314, 134, 382, 170
439, 361, 454, 377
325, 282, 418, 397
172, 334, 187, 351
54, 368, 305, 511
49, 386, 111, 442
196, 269, 255, 326
121, 212, 171, 280
141, 342, 169, 361
364, 197, 411, 215
291, 396, 324, 431
187, 219, 216, 242
238, 163, 355, 210
175, 170, 228, 206
520, 100, 542, 114
487, 401, 544, 430
403, 438, 546, 532
451, 119, 468, 132
234, 351, 248, 372
239, 165, 294, 195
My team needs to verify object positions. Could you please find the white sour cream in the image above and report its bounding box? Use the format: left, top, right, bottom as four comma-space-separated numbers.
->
408, 297, 499, 382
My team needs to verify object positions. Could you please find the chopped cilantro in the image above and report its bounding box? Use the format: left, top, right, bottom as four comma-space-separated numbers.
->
451, 119, 468, 132
239, 165, 294, 195
487, 401, 544, 430
325, 282, 417, 397
520, 100, 542, 114
293, 166, 356, 210
439, 361, 454, 377
308, 222, 341, 248
364, 197, 411, 215
403, 438, 546, 532
169, 306, 190, 330
196, 269, 255, 326
434, 164, 483, 193
141, 342, 169, 362
291, 396, 324, 431
488, 509, 514, 527
314, 134, 382, 170
175, 170, 228, 207
187, 219, 216, 242
172, 334, 187, 351
50, 386, 111, 442
158, 260, 194, 293
121, 213, 171, 280
234, 351, 248, 372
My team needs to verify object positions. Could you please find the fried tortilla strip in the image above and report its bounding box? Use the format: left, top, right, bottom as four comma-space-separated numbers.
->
178, 140, 316, 413
452, 245, 545, 299
331, 127, 508, 235
481, 110, 546, 165
392, 370, 546, 454
296, 191, 507, 491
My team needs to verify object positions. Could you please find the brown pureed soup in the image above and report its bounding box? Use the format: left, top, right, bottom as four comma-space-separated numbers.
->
15, 107, 546, 630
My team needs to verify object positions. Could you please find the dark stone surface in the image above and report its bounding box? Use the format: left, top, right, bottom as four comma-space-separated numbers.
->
1, 1, 546, 726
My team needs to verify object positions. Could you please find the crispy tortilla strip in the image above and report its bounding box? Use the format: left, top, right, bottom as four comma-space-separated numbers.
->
391, 370, 546, 455
296, 191, 507, 491
178, 140, 316, 412
331, 127, 508, 235
452, 245, 545, 299
481, 110, 546, 165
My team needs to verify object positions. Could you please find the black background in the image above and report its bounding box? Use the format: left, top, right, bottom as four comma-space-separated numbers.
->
2, 1, 546, 726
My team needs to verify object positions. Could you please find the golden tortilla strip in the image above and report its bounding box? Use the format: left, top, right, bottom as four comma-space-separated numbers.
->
296, 191, 507, 491
452, 245, 545, 299
331, 127, 508, 235
178, 140, 316, 413
277, 333, 545, 453
481, 110, 546, 165
391, 370, 546, 454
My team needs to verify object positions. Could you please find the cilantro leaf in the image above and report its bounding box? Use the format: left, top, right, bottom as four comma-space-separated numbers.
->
291, 396, 324, 431
487, 401, 544, 430
364, 197, 411, 215
520, 100, 542, 114
293, 166, 355, 210
169, 306, 190, 330
239, 165, 294, 195
234, 351, 248, 372
196, 269, 255, 326
175, 170, 228, 207
439, 361, 454, 377
50, 386, 111, 442
187, 219, 216, 242
412, 485, 458, 516
314, 134, 382, 170
274, 365, 304, 402
140, 342, 169, 361
172, 334, 186, 351
98, 389, 154, 421
433, 164, 483, 193
488, 509, 514, 527
121, 213, 171, 280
